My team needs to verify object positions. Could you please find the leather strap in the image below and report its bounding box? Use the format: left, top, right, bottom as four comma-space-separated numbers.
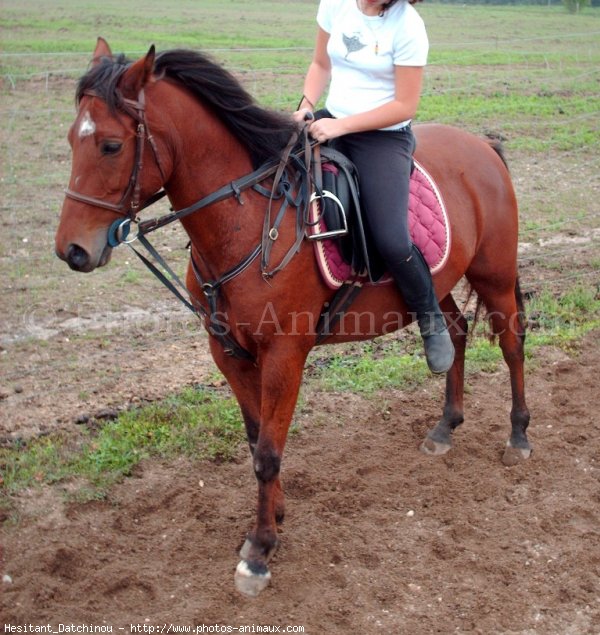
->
260, 126, 313, 278
190, 250, 260, 361
137, 160, 282, 236
315, 279, 364, 344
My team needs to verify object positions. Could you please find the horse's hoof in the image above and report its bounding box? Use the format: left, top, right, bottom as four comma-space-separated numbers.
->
420, 437, 452, 456
234, 560, 271, 597
502, 443, 532, 466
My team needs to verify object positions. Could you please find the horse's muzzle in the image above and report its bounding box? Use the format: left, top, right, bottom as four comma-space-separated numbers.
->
57, 243, 112, 273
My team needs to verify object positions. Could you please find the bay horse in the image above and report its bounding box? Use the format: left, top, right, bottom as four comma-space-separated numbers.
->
55, 38, 531, 596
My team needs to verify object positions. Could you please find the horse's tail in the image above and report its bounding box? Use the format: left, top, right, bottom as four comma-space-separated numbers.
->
485, 135, 510, 172
462, 284, 484, 340
514, 275, 527, 343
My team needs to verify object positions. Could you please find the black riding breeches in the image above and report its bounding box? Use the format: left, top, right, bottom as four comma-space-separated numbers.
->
330, 126, 416, 267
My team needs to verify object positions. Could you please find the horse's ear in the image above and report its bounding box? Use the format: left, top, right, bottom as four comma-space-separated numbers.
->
120, 45, 156, 97
92, 37, 112, 66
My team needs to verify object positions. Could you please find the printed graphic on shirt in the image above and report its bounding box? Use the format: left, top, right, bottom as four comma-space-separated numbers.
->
342, 33, 367, 59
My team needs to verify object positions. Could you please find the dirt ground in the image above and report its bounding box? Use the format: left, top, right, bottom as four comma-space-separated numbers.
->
1, 325, 599, 633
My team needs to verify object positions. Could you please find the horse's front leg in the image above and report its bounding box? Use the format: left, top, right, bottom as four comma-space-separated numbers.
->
209, 340, 286, 528
234, 339, 309, 597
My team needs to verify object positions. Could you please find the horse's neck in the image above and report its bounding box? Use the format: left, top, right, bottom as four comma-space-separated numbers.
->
159, 90, 251, 204
153, 85, 263, 270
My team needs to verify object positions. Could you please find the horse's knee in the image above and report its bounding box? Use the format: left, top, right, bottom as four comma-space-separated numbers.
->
253, 445, 281, 483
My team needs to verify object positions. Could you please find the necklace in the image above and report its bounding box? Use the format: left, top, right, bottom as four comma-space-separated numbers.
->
357, 1, 385, 55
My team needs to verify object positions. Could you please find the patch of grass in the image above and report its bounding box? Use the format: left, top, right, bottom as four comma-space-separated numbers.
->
528, 285, 600, 329
0, 386, 243, 497
525, 285, 600, 350
308, 339, 429, 394
465, 338, 504, 374
119, 268, 142, 285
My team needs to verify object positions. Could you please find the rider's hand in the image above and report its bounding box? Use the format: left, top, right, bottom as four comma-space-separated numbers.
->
307, 117, 344, 143
292, 108, 314, 125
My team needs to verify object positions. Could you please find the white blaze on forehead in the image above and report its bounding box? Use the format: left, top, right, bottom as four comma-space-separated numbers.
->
78, 110, 96, 138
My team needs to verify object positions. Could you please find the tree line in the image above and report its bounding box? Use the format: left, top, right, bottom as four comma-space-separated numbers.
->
431, 0, 597, 7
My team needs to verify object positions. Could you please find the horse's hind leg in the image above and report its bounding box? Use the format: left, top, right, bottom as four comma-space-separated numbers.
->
468, 276, 531, 465
421, 292, 467, 455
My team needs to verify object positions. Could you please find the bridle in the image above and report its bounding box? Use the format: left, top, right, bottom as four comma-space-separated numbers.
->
64, 87, 168, 244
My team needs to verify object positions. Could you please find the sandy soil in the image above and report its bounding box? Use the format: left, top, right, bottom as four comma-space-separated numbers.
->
1, 329, 599, 634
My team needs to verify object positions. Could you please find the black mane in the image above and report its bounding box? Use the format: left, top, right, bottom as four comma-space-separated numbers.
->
76, 49, 298, 168
76, 52, 129, 108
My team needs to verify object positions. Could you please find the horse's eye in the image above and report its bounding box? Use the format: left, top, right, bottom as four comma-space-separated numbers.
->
101, 140, 123, 156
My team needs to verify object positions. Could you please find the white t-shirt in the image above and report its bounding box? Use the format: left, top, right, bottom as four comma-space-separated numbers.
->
317, 0, 428, 130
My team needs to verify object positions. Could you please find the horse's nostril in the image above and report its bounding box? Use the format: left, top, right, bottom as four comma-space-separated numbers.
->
66, 244, 90, 271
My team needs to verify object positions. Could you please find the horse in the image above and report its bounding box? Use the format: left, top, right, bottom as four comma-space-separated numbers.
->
55, 38, 531, 596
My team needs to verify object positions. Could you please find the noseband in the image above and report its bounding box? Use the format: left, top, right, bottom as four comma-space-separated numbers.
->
63, 88, 167, 224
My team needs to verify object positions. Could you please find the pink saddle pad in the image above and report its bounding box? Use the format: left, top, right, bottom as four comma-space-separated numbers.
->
310, 160, 451, 289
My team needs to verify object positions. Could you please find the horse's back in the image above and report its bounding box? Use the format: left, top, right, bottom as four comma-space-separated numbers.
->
413, 124, 511, 189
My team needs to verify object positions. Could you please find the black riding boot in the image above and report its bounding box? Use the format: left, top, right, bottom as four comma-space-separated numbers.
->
391, 245, 455, 374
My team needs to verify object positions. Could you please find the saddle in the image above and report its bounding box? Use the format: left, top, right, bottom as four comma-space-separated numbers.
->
307, 144, 450, 289
308, 145, 373, 277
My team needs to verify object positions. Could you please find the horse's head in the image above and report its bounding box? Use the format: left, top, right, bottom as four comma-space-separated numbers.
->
55, 38, 165, 272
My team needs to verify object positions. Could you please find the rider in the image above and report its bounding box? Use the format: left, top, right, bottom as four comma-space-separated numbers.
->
294, 0, 454, 373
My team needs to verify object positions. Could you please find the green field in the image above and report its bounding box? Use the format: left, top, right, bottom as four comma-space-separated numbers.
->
2, 0, 599, 149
